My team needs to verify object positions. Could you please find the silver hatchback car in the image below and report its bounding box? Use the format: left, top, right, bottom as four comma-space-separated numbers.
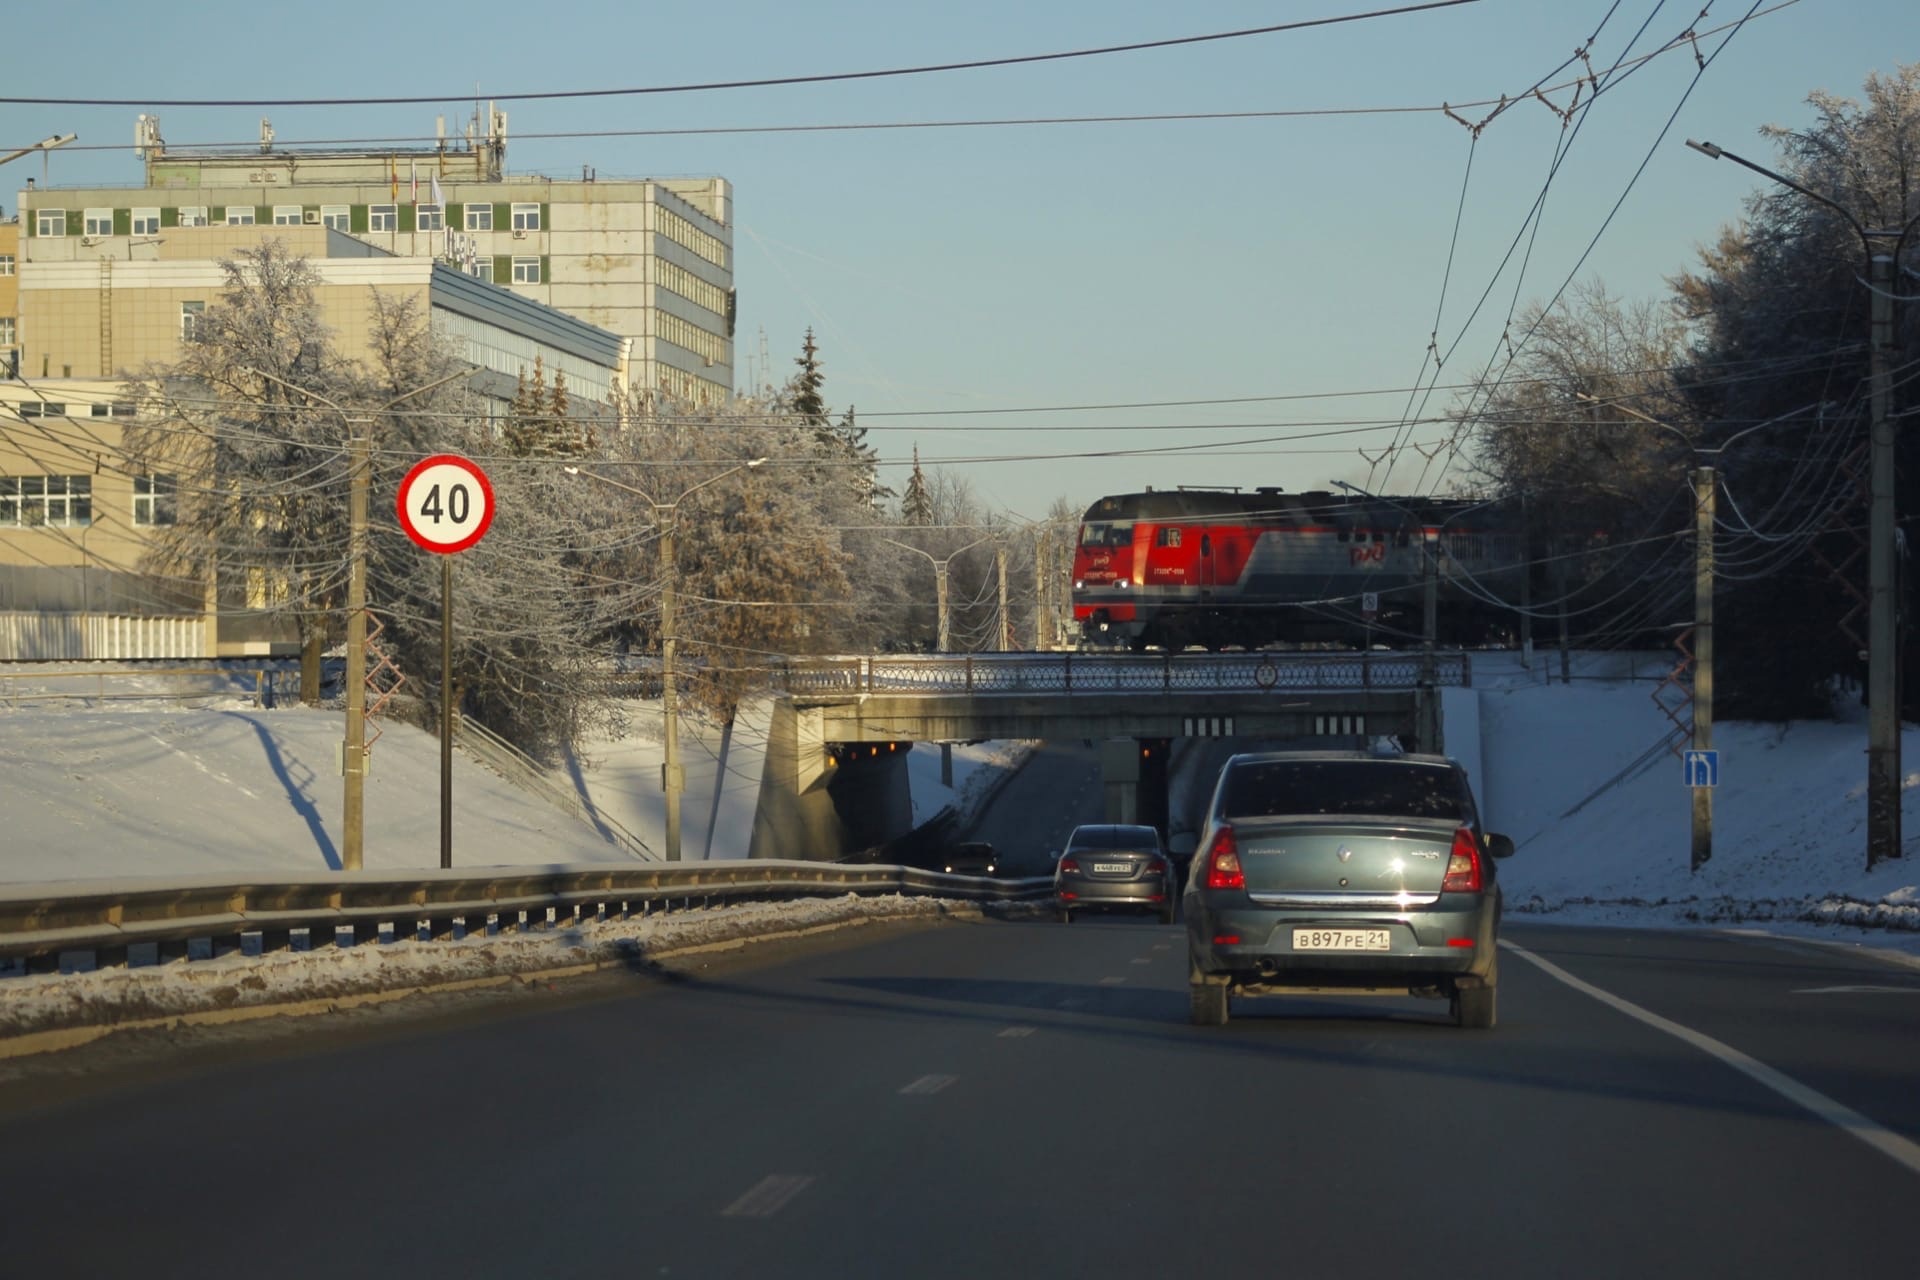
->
1184, 748, 1514, 1028
1054, 824, 1176, 924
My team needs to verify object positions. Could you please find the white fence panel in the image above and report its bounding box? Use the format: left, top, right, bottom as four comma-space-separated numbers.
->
0, 613, 206, 660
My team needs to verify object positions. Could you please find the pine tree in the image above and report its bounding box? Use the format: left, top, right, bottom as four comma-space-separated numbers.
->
902, 447, 933, 525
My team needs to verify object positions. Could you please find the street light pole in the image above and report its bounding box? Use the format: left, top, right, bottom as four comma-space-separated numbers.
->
0, 133, 76, 171
566, 458, 766, 861
1687, 139, 1920, 869
877, 534, 997, 652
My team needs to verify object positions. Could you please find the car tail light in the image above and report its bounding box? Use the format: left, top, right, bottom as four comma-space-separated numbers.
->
1441, 827, 1483, 893
1144, 858, 1168, 878
1059, 857, 1081, 875
1203, 827, 1243, 890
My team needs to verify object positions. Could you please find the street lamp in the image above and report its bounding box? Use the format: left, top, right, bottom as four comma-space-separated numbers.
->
0, 133, 76, 172
565, 457, 767, 862
249, 367, 468, 870
875, 533, 997, 652
1687, 137, 1920, 870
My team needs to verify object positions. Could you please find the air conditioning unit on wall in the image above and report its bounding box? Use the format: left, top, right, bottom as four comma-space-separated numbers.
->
511, 228, 527, 239
303, 210, 320, 224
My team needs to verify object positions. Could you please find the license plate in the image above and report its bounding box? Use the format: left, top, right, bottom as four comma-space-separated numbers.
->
1092, 862, 1131, 874
1293, 928, 1391, 952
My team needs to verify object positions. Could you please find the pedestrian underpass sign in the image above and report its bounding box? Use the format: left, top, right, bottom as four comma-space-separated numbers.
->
1685, 749, 1719, 788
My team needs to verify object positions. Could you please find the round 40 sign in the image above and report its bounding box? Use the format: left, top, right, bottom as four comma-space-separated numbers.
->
396, 454, 495, 554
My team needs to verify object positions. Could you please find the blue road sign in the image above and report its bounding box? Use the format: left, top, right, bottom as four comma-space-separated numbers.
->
1685, 749, 1719, 788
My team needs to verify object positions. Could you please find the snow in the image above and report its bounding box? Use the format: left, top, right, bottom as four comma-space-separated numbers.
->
5, 652, 1920, 1044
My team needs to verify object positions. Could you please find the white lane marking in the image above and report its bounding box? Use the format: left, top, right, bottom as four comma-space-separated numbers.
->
899, 1074, 958, 1095
1131, 958, 1153, 965
1152, 943, 1172, 951
1794, 985, 1920, 995
1099, 976, 1126, 986
998, 1026, 1036, 1038
1504, 940, 1920, 1178
721, 1175, 814, 1218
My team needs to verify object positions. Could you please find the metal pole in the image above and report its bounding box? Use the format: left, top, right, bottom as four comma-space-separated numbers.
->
1867, 249, 1900, 868
1519, 493, 1533, 669
342, 418, 368, 871
440, 553, 453, 869
997, 546, 1009, 650
660, 509, 683, 861
1692, 467, 1714, 872
1034, 530, 1049, 651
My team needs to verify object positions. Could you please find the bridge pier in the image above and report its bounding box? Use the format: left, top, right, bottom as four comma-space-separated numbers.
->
749, 701, 915, 861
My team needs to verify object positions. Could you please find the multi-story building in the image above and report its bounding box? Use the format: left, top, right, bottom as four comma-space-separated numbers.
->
0, 223, 631, 658
0, 214, 17, 376
14, 110, 734, 405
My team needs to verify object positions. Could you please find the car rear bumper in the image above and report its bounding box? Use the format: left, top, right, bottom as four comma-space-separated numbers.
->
1058, 881, 1169, 911
1186, 897, 1496, 982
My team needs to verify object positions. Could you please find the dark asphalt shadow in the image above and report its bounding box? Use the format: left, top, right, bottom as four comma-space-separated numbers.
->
222, 711, 339, 871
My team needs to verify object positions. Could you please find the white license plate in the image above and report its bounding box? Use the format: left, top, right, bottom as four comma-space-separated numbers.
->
1293, 928, 1391, 952
1092, 862, 1131, 874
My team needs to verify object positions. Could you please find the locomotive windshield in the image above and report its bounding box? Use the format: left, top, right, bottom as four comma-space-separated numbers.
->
1080, 523, 1134, 548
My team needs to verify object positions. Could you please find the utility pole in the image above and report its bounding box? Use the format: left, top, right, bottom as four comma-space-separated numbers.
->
343, 418, 369, 871
1687, 138, 1916, 870
1692, 467, 1715, 872
1421, 529, 1440, 753
997, 546, 1010, 650
1034, 529, 1050, 651
659, 515, 683, 862
1518, 493, 1533, 670
935, 560, 950, 653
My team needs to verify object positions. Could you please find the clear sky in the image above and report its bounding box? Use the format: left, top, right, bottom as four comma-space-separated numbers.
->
2, 1, 1905, 519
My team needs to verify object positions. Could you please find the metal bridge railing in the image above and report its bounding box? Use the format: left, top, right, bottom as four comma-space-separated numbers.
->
779, 651, 1470, 696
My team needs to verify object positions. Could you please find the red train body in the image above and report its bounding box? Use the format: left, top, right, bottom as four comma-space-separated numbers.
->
1071, 487, 1525, 650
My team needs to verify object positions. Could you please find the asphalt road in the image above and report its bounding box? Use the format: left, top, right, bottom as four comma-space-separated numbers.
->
2, 915, 1918, 1279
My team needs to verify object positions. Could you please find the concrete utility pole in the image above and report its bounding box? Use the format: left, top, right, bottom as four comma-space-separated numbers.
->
1688, 138, 1920, 869
566, 459, 766, 861
1692, 467, 1715, 872
878, 534, 995, 654
997, 546, 1010, 650
1034, 529, 1050, 651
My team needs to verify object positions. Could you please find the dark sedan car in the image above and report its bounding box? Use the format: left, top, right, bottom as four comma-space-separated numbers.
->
940, 842, 999, 876
1184, 747, 1514, 1028
1054, 823, 1176, 924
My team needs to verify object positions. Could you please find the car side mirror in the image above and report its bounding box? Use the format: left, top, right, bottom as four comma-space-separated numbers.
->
1484, 832, 1516, 859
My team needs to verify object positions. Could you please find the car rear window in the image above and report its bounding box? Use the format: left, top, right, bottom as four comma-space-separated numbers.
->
1067, 825, 1160, 850
1220, 760, 1470, 822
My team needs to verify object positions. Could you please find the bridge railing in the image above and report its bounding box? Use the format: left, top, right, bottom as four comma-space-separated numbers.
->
779, 651, 1469, 696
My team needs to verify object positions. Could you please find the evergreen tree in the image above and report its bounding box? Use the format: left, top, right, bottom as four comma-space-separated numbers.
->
901, 447, 934, 525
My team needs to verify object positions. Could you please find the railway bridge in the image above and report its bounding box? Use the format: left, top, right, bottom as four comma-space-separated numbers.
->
750, 650, 1471, 860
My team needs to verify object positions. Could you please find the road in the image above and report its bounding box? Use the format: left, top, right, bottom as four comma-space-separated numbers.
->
2, 916, 1918, 1278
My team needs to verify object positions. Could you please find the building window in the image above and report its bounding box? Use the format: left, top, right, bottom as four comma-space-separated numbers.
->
226, 207, 255, 226
0, 476, 91, 528
134, 474, 178, 526
17, 400, 65, 418
369, 205, 397, 232
416, 204, 443, 232
181, 301, 206, 342
84, 208, 114, 237
465, 204, 492, 231
511, 203, 540, 232
35, 209, 65, 237
470, 259, 493, 283
0, 318, 13, 347
0, 255, 13, 275
511, 257, 541, 284
131, 208, 161, 236
273, 205, 303, 226
179, 206, 209, 227
320, 205, 350, 231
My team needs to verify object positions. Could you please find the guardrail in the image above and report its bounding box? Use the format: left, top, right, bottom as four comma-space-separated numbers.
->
0, 863, 1055, 978
780, 650, 1470, 696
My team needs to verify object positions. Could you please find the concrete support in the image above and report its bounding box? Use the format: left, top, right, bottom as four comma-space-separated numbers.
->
750, 700, 844, 861
1099, 737, 1141, 824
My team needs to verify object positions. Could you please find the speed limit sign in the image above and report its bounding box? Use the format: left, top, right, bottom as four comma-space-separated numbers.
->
396, 454, 495, 554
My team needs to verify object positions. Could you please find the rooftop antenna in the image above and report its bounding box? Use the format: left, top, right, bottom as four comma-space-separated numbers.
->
259, 118, 274, 153
435, 114, 446, 153
758, 327, 771, 397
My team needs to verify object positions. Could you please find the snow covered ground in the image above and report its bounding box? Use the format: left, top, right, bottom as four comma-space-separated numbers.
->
5, 650, 1920, 1046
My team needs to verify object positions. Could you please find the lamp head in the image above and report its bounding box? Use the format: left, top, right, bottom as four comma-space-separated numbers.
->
1685, 138, 1724, 160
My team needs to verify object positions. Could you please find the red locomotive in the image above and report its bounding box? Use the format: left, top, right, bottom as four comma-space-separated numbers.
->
1071, 486, 1525, 650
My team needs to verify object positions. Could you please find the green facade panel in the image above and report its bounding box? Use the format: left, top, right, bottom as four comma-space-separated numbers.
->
493, 255, 512, 283
113, 209, 132, 237
350, 205, 368, 234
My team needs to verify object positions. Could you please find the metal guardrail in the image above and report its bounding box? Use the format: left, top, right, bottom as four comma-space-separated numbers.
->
0, 864, 1055, 977
453, 713, 657, 862
779, 651, 1470, 696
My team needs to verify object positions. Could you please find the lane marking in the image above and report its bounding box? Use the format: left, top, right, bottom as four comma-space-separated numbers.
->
1099, 976, 1127, 986
721, 1175, 814, 1218
1504, 940, 1920, 1178
998, 1026, 1036, 1038
1131, 958, 1153, 966
899, 1074, 958, 1095
1794, 985, 1920, 995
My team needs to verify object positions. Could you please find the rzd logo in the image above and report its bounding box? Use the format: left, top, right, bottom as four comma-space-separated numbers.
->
1348, 542, 1386, 567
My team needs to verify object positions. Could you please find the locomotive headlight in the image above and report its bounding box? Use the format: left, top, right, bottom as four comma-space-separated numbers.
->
1074, 579, 1085, 590
1117, 578, 1133, 589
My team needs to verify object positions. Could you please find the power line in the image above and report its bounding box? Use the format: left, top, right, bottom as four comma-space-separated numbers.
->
0, 4, 1483, 108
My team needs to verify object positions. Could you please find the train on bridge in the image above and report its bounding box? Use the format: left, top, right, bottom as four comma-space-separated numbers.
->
1071, 486, 1527, 651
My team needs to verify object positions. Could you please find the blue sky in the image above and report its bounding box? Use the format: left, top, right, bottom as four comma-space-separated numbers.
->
2, 1, 1905, 519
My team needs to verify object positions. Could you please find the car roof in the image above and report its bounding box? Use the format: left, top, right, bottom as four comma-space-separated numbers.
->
1222, 748, 1459, 768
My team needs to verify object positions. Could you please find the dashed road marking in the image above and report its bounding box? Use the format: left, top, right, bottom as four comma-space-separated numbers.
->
722, 1175, 814, 1218
900, 1074, 958, 1095
1794, 985, 1920, 995
998, 1026, 1036, 1038
1099, 976, 1126, 986
1131, 958, 1153, 965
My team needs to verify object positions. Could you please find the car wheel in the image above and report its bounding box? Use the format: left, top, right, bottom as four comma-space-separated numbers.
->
1189, 979, 1228, 1026
1452, 955, 1498, 1029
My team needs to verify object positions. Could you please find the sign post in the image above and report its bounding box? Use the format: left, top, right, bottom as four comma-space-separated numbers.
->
396, 454, 496, 869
